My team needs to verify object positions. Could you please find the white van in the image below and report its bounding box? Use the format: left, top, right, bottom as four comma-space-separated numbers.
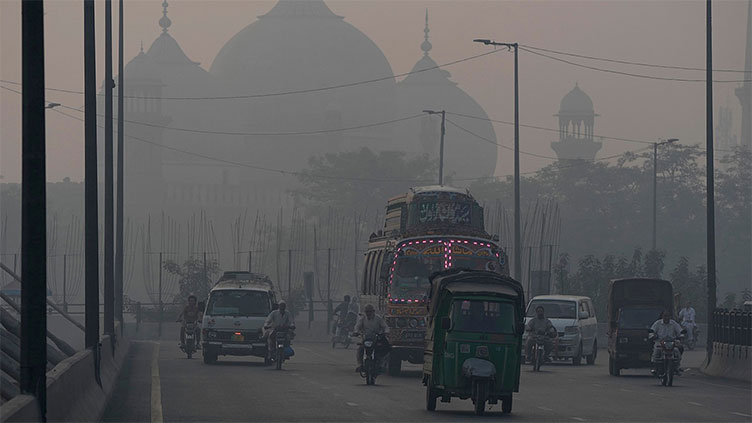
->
524, 295, 598, 365
201, 271, 279, 364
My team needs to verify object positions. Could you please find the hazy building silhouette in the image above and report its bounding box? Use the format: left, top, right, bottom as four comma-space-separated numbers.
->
550, 83, 602, 161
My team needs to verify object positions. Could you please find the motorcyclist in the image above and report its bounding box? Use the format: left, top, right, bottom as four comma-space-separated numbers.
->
353, 304, 389, 372
525, 305, 557, 363
650, 310, 684, 373
332, 295, 351, 335
264, 300, 296, 357
349, 296, 360, 315
177, 295, 203, 349
678, 301, 697, 346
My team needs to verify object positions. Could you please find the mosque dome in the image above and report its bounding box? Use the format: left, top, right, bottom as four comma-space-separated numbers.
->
394, 11, 498, 179
559, 83, 594, 115
207, 0, 399, 176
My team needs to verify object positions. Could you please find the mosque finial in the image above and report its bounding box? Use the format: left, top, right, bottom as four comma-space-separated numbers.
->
421, 9, 432, 56
159, 0, 172, 33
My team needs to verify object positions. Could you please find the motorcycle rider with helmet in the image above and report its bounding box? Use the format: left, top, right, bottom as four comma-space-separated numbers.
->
353, 304, 389, 372
525, 305, 557, 363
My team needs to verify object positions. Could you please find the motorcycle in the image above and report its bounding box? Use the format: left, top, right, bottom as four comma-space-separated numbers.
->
355, 332, 390, 385
530, 330, 547, 372
680, 321, 699, 350
332, 311, 357, 349
649, 329, 684, 387
270, 327, 295, 370
181, 321, 197, 359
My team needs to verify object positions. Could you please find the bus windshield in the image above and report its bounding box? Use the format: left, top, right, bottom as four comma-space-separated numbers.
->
391, 254, 442, 298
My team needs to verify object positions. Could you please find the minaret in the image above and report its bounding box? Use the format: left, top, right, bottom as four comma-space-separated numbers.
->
736, 0, 752, 150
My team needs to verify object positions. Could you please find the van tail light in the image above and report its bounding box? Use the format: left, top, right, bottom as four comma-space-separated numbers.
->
234, 332, 242, 336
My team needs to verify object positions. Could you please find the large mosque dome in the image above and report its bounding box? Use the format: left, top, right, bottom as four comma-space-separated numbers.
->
207, 0, 399, 179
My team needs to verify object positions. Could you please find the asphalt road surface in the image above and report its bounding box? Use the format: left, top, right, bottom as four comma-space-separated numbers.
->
103, 340, 752, 422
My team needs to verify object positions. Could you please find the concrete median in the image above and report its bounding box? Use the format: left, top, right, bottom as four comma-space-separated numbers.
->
701, 342, 752, 383
1, 331, 130, 423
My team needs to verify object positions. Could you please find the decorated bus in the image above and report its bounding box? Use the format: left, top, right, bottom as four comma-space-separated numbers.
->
361, 186, 507, 375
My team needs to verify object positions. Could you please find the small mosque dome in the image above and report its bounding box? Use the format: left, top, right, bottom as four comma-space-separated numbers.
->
559, 83, 594, 115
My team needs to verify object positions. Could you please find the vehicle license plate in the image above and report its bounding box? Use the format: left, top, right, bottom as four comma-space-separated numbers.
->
232, 334, 245, 342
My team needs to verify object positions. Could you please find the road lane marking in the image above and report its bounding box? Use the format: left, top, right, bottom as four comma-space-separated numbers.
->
687, 402, 703, 406
731, 412, 752, 417
572, 418, 586, 422
537, 406, 554, 411
619, 388, 633, 393
346, 402, 359, 407
591, 384, 602, 387
150, 342, 163, 423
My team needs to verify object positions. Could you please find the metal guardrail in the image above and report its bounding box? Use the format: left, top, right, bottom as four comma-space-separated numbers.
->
712, 309, 752, 346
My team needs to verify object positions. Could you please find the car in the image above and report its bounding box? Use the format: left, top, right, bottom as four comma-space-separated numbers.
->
200, 271, 279, 364
523, 295, 598, 365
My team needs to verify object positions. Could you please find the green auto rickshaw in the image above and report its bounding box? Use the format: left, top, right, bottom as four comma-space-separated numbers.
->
423, 269, 525, 416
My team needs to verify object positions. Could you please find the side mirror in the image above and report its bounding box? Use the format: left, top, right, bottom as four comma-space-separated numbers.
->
441, 317, 451, 331
680, 329, 687, 335
647, 328, 655, 334
516, 322, 526, 335
272, 303, 279, 311
578, 311, 589, 320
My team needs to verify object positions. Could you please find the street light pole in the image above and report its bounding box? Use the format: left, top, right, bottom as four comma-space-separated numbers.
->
104, 0, 115, 337
652, 138, 678, 251
115, 0, 125, 334
473, 39, 521, 281
705, 0, 717, 362
20, 0, 48, 417
423, 110, 446, 185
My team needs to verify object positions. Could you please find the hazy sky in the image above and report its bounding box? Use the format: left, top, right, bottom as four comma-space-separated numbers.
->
1, 0, 749, 183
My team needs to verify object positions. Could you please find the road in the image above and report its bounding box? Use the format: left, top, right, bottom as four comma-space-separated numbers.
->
103, 340, 752, 422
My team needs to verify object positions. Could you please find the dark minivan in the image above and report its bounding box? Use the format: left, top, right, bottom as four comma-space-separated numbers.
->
607, 278, 673, 376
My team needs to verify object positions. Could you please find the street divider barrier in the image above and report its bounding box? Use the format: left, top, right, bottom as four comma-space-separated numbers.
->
701, 309, 752, 382
0, 326, 130, 422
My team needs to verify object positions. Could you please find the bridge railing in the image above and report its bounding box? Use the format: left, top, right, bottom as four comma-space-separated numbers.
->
711, 308, 751, 346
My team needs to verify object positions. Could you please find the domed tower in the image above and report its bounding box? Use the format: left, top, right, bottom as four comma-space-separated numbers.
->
394, 10, 498, 179
117, 1, 213, 213
209, 0, 398, 189
736, 0, 751, 150
550, 83, 602, 161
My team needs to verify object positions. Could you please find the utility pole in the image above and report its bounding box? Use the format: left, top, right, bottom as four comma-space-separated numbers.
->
84, 0, 100, 352
327, 248, 331, 334
203, 251, 208, 294
63, 254, 68, 313
652, 138, 678, 251
115, 0, 125, 334
473, 39, 521, 282
705, 0, 717, 362
104, 0, 115, 337
20, 0, 47, 417
288, 249, 292, 300
423, 110, 446, 185
248, 251, 252, 273
158, 251, 163, 337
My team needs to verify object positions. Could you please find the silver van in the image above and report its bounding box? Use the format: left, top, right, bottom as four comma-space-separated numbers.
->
524, 295, 598, 365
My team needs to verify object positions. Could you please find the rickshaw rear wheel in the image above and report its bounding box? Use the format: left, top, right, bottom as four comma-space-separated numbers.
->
473, 381, 487, 416
501, 395, 512, 414
425, 378, 437, 411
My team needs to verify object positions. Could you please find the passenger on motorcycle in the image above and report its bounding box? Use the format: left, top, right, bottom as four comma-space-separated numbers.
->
333, 295, 351, 335
678, 302, 697, 344
177, 295, 203, 348
525, 305, 557, 363
354, 304, 389, 372
264, 300, 296, 356
650, 311, 683, 370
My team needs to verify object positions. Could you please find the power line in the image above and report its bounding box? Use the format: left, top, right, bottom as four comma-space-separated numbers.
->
1, 85, 423, 137
519, 46, 752, 84
445, 118, 560, 160
446, 111, 741, 153
0, 49, 501, 101
47, 108, 436, 184
520, 44, 751, 74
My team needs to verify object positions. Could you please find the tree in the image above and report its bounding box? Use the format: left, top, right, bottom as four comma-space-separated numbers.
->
292, 147, 436, 219
721, 292, 737, 310
164, 258, 220, 303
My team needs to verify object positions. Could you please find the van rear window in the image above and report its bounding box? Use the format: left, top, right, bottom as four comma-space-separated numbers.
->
206, 290, 270, 317
526, 300, 576, 319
